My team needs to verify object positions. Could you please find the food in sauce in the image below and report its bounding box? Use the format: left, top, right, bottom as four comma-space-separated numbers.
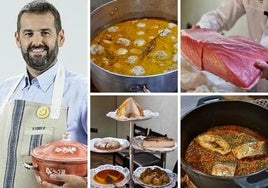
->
195, 134, 231, 155
139, 167, 170, 186
211, 161, 237, 176
91, 18, 178, 76
232, 141, 268, 160
94, 138, 121, 150
185, 125, 268, 177
93, 169, 124, 184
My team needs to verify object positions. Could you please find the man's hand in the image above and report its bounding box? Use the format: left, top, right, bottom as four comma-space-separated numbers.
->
191, 24, 201, 29
254, 60, 268, 79
41, 174, 87, 188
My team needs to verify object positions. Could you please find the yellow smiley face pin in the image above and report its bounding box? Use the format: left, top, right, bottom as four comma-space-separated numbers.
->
36, 106, 50, 119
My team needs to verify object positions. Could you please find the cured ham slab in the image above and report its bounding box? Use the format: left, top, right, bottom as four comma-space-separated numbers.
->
181, 29, 268, 89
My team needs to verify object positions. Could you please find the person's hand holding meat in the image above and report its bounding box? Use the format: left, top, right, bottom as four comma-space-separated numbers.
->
41, 174, 87, 188
191, 25, 201, 29
254, 60, 268, 79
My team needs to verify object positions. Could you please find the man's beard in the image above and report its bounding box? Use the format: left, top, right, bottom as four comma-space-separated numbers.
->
22, 43, 59, 71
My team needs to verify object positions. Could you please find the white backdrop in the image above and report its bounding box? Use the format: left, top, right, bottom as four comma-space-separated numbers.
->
0, 0, 88, 81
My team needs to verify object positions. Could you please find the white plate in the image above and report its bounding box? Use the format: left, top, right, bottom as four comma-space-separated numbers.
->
90, 137, 130, 153
133, 136, 178, 153
90, 164, 130, 188
133, 166, 177, 188
106, 110, 159, 121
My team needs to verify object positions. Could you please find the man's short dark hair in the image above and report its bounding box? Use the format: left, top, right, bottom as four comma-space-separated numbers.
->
17, 0, 62, 33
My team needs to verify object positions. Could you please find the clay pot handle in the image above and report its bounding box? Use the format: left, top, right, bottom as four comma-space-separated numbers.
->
23, 162, 39, 171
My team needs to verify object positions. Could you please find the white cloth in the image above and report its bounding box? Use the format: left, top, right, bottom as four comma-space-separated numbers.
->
181, 56, 245, 92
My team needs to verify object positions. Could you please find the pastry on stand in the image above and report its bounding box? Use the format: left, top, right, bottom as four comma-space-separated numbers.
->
90, 137, 130, 153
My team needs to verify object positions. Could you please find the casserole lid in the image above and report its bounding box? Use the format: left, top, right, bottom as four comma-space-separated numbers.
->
31, 134, 87, 162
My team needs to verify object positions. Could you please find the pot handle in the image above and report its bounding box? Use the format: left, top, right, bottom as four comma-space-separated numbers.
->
197, 96, 225, 107
234, 169, 268, 188
129, 84, 151, 93
23, 162, 39, 171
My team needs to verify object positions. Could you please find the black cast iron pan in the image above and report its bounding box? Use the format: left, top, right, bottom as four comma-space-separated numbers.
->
181, 96, 268, 188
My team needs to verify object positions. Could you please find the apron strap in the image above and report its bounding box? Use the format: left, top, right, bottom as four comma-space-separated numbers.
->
50, 63, 65, 119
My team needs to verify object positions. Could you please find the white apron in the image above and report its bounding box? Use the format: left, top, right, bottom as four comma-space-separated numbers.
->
0, 64, 68, 188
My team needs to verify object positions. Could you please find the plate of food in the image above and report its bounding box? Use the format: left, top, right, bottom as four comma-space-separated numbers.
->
90, 137, 129, 153
133, 136, 177, 152
106, 97, 159, 121
90, 164, 130, 188
133, 166, 177, 188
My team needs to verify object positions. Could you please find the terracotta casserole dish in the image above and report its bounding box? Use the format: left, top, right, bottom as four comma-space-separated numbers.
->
24, 136, 87, 185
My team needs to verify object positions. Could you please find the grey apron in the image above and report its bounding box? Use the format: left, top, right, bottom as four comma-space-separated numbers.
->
0, 63, 68, 188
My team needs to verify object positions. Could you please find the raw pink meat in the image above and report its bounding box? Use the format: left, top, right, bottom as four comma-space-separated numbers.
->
181, 29, 267, 89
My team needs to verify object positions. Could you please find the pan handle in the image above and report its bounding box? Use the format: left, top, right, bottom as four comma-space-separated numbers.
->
129, 84, 151, 93
234, 169, 268, 188
197, 96, 225, 107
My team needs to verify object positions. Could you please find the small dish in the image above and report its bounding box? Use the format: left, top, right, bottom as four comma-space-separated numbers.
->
132, 166, 177, 188
90, 164, 130, 188
90, 137, 129, 153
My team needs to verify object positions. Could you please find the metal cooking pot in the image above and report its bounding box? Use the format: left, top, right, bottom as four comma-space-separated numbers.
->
90, 0, 177, 92
181, 96, 268, 188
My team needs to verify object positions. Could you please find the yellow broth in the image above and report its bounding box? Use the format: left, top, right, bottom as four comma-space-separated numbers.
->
91, 18, 178, 76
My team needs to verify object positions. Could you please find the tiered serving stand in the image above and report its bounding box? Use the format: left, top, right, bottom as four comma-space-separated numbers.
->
106, 110, 159, 187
